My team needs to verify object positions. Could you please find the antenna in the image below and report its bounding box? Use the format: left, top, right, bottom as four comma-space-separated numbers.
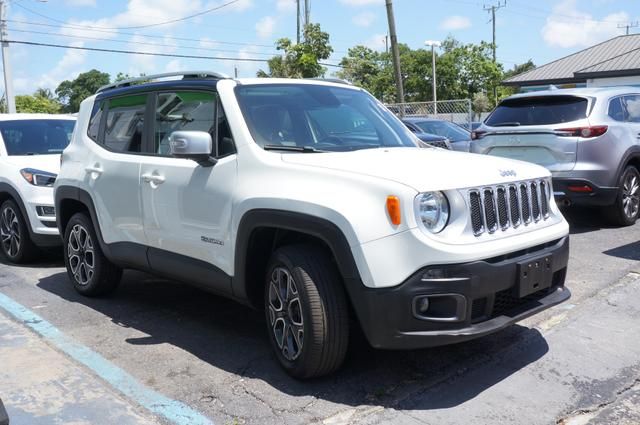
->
617, 21, 639, 35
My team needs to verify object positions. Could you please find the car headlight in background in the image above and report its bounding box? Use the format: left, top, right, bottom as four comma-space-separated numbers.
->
20, 168, 57, 187
416, 191, 449, 233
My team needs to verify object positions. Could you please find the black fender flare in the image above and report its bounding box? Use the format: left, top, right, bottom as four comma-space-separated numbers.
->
232, 209, 363, 303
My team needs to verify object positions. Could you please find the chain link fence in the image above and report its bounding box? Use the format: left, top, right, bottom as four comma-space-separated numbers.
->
385, 99, 474, 130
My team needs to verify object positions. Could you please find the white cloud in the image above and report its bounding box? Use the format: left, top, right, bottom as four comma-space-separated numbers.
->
440, 15, 471, 31
541, 0, 628, 48
339, 0, 380, 6
35, 42, 88, 91
276, 0, 296, 13
165, 59, 184, 72
64, 0, 96, 6
256, 16, 276, 39
364, 33, 387, 51
199, 37, 219, 49
353, 11, 376, 27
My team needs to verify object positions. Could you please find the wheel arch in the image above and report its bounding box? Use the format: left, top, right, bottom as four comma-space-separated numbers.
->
55, 185, 109, 253
0, 182, 35, 236
233, 209, 363, 310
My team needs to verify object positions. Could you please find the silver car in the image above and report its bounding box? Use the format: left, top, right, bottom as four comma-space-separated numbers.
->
471, 87, 640, 226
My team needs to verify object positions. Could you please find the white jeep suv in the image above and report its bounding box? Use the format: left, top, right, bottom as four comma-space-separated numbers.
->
54, 72, 570, 378
0, 114, 75, 262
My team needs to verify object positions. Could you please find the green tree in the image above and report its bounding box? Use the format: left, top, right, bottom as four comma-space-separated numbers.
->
15, 93, 62, 114
472, 92, 491, 119
56, 69, 110, 113
258, 23, 333, 78
499, 59, 536, 98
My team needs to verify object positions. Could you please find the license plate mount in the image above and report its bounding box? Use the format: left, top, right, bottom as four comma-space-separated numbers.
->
516, 254, 553, 298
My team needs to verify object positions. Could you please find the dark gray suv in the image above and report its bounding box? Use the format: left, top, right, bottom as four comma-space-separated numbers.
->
471, 87, 640, 226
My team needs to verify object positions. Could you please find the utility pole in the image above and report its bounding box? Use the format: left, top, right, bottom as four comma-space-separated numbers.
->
385, 0, 404, 105
296, 0, 301, 43
618, 21, 639, 35
425, 40, 441, 115
304, 0, 310, 28
0, 0, 15, 114
483, 0, 506, 63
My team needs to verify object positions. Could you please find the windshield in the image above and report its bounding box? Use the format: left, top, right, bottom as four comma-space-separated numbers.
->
0, 119, 75, 155
235, 84, 419, 152
414, 120, 470, 142
485, 96, 589, 126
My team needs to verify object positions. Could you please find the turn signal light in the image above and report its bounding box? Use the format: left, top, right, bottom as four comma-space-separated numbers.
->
555, 126, 608, 138
386, 196, 401, 225
471, 130, 486, 140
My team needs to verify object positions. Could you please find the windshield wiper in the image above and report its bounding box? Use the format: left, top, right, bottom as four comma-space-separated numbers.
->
263, 145, 328, 153
491, 121, 521, 127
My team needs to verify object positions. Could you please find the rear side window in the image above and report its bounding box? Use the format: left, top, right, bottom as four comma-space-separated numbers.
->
486, 96, 588, 126
623, 95, 640, 123
87, 101, 104, 142
104, 94, 147, 153
608, 97, 627, 122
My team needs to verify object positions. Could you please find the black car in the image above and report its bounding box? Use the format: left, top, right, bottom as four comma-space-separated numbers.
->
403, 117, 472, 152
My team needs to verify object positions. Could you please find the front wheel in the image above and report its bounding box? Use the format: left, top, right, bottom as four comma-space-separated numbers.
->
0, 199, 37, 263
606, 166, 640, 226
264, 245, 349, 379
63, 212, 122, 296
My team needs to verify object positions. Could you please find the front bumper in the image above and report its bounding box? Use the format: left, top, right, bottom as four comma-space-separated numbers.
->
348, 236, 570, 350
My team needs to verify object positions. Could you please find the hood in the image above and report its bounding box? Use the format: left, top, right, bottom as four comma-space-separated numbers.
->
281, 147, 549, 192
2, 154, 61, 174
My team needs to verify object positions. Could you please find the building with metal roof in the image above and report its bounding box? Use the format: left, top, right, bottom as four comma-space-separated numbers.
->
503, 34, 640, 91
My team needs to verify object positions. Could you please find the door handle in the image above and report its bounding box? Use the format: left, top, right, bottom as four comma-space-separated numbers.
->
85, 164, 103, 175
141, 172, 165, 185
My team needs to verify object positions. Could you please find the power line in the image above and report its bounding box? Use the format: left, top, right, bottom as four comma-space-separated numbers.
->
6, 19, 277, 48
12, 0, 244, 30
4, 39, 343, 67
8, 27, 280, 56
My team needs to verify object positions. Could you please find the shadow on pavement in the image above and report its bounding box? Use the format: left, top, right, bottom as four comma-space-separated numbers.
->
37, 270, 549, 410
603, 240, 640, 261
562, 207, 615, 235
0, 248, 64, 269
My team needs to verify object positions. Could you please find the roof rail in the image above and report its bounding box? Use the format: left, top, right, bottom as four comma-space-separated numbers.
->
306, 77, 352, 85
96, 71, 230, 93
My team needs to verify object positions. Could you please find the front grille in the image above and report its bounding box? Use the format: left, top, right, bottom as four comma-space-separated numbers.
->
426, 140, 450, 150
491, 287, 549, 318
469, 179, 552, 237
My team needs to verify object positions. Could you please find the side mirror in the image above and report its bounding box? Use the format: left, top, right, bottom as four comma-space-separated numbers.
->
169, 131, 216, 166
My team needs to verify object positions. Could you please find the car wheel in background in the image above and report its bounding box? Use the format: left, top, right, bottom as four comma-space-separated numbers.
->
606, 166, 640, 226
0, 199, 37, 263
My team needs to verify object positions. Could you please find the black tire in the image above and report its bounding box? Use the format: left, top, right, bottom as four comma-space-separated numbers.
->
0, 199, 38, 263
606, 166, 640, 226
63, 212, 122, 296
264, 244, 349, 379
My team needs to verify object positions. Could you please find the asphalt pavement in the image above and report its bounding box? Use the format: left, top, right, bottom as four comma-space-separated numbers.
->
0, 207, 639, 425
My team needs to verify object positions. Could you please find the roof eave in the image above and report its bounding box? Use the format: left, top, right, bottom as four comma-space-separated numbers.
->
501, 77, 586, 87
574, 69, 640, 79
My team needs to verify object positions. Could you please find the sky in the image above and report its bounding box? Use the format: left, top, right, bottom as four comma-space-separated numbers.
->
3, 0, 640, 95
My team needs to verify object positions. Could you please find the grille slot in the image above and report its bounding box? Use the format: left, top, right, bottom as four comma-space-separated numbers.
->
469, 191, 484, 235
469, 179, 552, 236
483, 188, 498, 233
531, 182, 540, 221
540, 180, 549, 217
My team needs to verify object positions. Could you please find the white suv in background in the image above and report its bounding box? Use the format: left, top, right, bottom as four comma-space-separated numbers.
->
0, 114, 76, 262
55, 72, 570, 378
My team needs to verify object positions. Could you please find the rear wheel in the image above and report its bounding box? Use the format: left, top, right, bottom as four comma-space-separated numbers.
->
264, 244, 349, 379
607, 166, 640, 226
0, 199, 37, 263
63, 212, 122, 296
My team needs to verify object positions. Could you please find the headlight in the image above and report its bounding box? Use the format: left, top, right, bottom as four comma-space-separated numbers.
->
20, 168, 57, 187
416, 191, 449, 233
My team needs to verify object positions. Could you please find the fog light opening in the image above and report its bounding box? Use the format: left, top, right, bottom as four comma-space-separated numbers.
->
416, 297, 430, 314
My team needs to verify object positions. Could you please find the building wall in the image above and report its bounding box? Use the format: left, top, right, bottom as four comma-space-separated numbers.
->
587, 75, 640, 87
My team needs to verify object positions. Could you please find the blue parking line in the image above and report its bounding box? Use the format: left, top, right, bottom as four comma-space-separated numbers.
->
0, 292, 213, 425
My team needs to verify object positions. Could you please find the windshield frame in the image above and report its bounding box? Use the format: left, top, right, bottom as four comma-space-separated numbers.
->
234, 83, 419, 153
0, 119, 76, 156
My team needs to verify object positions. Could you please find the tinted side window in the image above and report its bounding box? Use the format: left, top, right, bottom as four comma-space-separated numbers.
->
87, 100, 104, 142
623, 95, 640, 123
104, 94, 147, 153
486, 96, 588, 126
216, 99, 236, 157
154, 91, 216, 155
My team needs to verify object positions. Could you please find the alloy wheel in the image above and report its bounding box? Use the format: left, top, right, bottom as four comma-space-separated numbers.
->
267, 266, 304, 361
67, 224, 95, 285
0, 206, 20, 257
622, 172, 640, 219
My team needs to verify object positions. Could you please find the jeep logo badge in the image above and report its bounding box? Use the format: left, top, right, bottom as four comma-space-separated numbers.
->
499, 169, 517, 177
